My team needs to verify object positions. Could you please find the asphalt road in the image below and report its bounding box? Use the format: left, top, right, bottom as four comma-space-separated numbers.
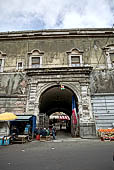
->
0, 139, 114, 170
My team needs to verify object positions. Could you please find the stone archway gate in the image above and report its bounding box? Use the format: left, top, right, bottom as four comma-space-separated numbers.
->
25, 66, 96, 137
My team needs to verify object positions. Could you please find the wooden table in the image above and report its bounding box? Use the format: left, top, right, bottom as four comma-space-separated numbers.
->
12, 135, 29, 144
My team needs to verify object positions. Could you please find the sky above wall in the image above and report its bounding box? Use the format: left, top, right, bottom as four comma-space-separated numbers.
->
0, 0, 114, 32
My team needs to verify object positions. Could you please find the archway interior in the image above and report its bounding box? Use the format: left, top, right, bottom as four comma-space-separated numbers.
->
39, 85, 78, 116
39, 85, 78, 135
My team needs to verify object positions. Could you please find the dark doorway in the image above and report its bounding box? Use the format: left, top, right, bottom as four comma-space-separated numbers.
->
39, 85, 78, 137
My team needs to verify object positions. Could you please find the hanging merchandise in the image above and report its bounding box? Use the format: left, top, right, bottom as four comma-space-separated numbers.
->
60, 84, 65, 90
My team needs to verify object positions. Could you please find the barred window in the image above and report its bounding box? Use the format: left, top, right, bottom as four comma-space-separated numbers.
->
109, 53, 114, 66
0, 59, 4, 72
0, 59, 2, 70
18, 62, 22, 68
0, 59, 2, 65
32, 57, 40, 68
71, 56, 80, 66
71, 56, 80, 64
110, 53, 114, 61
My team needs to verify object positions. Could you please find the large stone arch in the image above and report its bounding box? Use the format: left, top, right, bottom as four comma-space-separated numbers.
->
36, 82, 81, 104
34, 82, 82, 121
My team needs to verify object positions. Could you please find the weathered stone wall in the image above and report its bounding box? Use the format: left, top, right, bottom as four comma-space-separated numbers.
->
0, 73, 27, 114
0, 36, 114, 70
80, 122, 96, 138
0, 73, 27, 95
0, 96, 26, 114
90, 70, 114, 94
0, 29, 113, 137
0, 122, 9, 136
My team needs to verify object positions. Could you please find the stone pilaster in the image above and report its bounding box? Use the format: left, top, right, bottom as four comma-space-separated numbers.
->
81, 85, 90, 120
26, 81, 37, 114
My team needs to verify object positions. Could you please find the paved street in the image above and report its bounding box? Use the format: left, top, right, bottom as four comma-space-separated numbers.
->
0, 139, 114, 170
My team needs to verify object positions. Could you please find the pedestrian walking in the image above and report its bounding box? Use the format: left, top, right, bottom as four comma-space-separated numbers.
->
52, 126, 56, 140
46, 128, 50, 136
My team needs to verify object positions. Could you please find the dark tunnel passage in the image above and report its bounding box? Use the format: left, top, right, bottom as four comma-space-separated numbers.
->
39, 85, 78, 117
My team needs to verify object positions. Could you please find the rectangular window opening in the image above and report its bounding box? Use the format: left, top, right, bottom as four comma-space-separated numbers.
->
110, 53, 114, 60
32, 57, 40, 68
18, 62, 23, 69
110, 53, 114, 66
0, 59, 3, 72
71, 56, 80, 66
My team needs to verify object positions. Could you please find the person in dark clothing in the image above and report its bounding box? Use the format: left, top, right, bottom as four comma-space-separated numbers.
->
40, 128, 47, 136
13, 127, 19, 136
46, 128, 50, 136
60, 123, 62, 130
52, 126, 56, 140
34, 128, 40, 137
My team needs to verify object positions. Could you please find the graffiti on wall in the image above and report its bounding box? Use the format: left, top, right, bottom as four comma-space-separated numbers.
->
0, 73, 27, 95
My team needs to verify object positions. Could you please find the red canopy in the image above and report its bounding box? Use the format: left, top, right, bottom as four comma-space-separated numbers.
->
59, 115, 70, 120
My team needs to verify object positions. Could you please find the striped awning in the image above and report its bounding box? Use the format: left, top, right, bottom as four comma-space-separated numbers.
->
59, 115, 70, 120
49, 115, 70, 120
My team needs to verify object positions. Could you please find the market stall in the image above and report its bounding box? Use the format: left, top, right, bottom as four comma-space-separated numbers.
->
0, 112, 17, 145
10, 115, 36, 139
97, 129, 114, 141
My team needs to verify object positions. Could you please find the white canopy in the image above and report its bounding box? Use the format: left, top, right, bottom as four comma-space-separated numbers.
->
49, 115, 70, 120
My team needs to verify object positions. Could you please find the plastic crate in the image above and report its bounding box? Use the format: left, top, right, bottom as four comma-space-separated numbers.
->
3, 137, 10, 145
0, 137, 3, 145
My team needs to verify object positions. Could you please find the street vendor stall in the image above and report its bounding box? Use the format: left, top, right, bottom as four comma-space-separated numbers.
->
10, 115, 36, 138
9, 115, 36, 143
97, 129, 114, 141
0, 112, 17, 145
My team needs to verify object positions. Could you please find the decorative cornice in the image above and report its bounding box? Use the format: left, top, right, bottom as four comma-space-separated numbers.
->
0, 51, 6, 57
0, 28, 114, 40
27, 49, 44, 55
66, 48, 83, 55
25, 66, 93, 76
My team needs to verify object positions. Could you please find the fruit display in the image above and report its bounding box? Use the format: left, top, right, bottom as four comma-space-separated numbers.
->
97, 129, 114, 141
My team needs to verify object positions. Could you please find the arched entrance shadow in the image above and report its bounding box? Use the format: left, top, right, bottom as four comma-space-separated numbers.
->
38, 84, 79, 137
